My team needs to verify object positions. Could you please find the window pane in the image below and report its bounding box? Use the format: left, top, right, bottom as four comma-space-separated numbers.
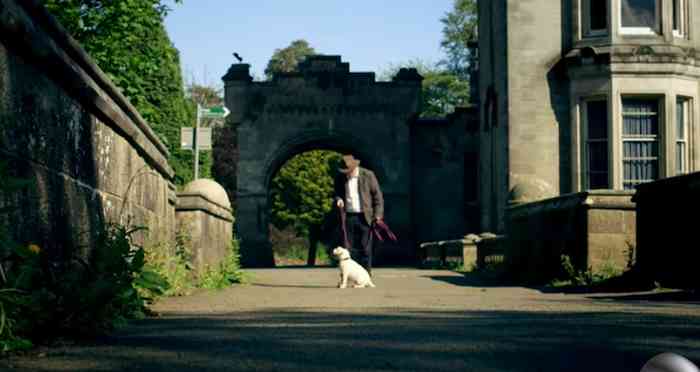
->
589, 172, 609, 189
621, 0, 657, 29
676, 98, 689, 174
673, 0, 679, 29
622, 98, 660, 186
673, 0, 687, 33
589, 142, 608, 172
622, 99, 658, 136
590, 0, 608, 30
585, 99, 609, 189
676, 99, 686, 140
587, 100, 608, 139
677, 142, 686, 174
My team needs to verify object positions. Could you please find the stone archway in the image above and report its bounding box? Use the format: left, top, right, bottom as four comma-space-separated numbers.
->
222, 55, 423, 267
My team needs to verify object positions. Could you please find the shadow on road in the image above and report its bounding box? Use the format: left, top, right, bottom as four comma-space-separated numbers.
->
5, 308, 700, 372
590, 290, 700, 304
424, 271, 518, 288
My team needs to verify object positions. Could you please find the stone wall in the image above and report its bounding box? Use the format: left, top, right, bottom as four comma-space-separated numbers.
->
0, 0, 176, 258
411, 110, 466, 246
176, 180, 233, 275
633, 173, 700, 289
506, 191, 635, 283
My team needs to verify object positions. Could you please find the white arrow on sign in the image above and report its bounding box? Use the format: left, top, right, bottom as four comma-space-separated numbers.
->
199, 106, 230, 119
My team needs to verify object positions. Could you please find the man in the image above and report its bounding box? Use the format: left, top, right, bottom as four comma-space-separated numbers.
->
334, 154, 384, 274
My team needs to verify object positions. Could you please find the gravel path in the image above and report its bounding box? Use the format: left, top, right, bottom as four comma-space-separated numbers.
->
3, 268, 699, 371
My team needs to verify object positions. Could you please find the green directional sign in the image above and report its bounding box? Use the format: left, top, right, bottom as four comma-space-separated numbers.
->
199, 105, 230, 119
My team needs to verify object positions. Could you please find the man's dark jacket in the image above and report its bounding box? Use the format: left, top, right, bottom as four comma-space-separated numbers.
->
334, 167, 384, 226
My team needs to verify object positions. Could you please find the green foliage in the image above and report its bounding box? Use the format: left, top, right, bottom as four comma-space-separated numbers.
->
42, 0, 202, 185
0, 162, 34, 352
440, 0, 477, 78
187, 84, 223, 108
197, 238, 245, 290
144, 221, 246, 294
0, 158, 169, 350
0, 223, 169, 352
273, 242, 331, 267
270, 150, 342, 237
422, 70, 470, 117
264, 39, 316, 79
558, 254, 622, 287
380, 60, 469, 117
144, 224, 195, 297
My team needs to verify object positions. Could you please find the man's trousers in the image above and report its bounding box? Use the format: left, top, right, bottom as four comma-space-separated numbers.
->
345, 212, 372, 274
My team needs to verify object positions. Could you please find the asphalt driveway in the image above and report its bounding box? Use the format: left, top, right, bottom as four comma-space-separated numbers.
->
3, 268, 699, 371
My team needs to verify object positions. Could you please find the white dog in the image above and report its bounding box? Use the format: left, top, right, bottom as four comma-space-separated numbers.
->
332, 247, 376, 289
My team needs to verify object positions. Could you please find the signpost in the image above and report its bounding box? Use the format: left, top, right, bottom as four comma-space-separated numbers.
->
182, 105, 230, 180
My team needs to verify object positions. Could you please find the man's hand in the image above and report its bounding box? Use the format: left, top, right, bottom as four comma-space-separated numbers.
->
336, 199, 344, 209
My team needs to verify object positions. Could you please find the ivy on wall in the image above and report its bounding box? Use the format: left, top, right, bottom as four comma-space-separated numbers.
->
42, 0, 208, 185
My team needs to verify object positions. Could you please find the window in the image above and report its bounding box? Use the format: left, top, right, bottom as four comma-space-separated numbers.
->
622, 98, 660, 189
583, 0, 608, 36
676, 97, 691, 174
585, 100, 609, 189
673, 0, 689, 38
620, 0, 660, 35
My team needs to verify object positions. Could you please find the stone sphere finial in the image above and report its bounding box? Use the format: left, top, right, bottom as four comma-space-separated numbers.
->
183, 179, 231, 208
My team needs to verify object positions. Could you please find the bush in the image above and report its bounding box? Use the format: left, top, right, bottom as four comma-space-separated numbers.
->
144, 225, 195, 297
198, 238, 245, 289
0, 223, 169, 352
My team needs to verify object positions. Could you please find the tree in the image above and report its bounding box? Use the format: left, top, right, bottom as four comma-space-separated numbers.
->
380, 60, 469, 118
42, 0, 200, 185
264, 39, 316, 79
440, 0, 477, 79
422, 71, 470, 118
270, 150, 342, 238
186, 84, 223, 108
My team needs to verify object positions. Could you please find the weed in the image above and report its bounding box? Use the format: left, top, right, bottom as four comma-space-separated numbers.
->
558, 254, 622, 287
197, 238, 246, 290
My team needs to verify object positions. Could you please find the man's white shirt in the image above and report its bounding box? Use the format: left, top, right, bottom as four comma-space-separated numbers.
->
345, 167, 362, 213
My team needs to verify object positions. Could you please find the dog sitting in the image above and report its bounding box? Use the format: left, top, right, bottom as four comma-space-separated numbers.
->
332, 247, 376, 289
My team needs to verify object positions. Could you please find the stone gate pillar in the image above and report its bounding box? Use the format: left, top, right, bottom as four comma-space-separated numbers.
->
235, 193, 274, 267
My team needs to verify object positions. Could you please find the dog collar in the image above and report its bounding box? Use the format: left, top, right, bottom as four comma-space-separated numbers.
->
340, 257, 351, 261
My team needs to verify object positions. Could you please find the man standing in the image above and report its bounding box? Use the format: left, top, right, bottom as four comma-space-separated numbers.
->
334, 154, 384, 274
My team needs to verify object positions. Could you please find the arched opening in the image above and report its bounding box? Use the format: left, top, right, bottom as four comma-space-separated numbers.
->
265, 142, 377, 267
267, 149, 341, 267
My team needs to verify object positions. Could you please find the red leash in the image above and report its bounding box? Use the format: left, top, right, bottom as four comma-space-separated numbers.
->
371, 220, 398, 242
339, 207, 351, 249
340, 207, 397, 248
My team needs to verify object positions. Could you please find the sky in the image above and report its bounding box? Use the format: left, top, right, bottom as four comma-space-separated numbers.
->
163, 0, 454, 87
